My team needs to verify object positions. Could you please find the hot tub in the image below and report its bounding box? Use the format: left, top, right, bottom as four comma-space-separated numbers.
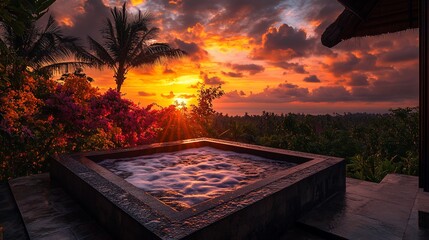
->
50, 138, 345, 240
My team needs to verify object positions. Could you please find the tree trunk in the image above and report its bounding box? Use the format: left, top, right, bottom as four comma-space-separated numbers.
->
115, 67, 126, 92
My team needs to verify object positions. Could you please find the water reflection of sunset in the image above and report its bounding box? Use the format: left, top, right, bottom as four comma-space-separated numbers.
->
98, 147, 296, 211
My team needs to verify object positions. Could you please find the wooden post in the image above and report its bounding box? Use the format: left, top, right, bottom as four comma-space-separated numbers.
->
419, 0, 429, 192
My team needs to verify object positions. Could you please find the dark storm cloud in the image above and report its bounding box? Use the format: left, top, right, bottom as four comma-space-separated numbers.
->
209, 0, 284, 39
379, 46, 418, 63
293, 65, 308, 74
326, 52, 388, 77
178, 93, 196, 99
261, 24, 312, 56
224, 90, 247, 98
329, 53, 359, 75
129, 1, 203, 31
143, 0, 284, 39
272, 62, 308, 74
300, 0, 344, 37
138, 91, 156, 97
348, 73, 369, 86
303, 75, 321, 83
200, 71, 225, 85
310, 86, 351, 102
48, 0, 111, 43
222, 84, 352, 103
161, 91, 175, 99
228, 63, 265, 75
173, 38, 209, 61
223, 82, 310, 103
224, 90, 244, 99
250, 23, 333, 61
350, 67, 418, 102
221, 63, 418, 103
221, 71, 244, 78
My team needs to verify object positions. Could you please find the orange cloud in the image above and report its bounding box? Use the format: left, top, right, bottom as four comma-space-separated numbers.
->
187, 23, 206, 38
161, 91, 175, 99
130, 0, 145, 6
59, 17, 74, 27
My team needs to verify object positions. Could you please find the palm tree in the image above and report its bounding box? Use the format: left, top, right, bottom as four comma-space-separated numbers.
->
85, 3, 186, 92
3, 16, 87, 70
0, 0, 55, 36
1, 3, 89, 89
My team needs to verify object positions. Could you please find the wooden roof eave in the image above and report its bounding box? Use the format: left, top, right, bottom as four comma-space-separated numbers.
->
337, 0, 380, 20
321, 9, 361, 48
322, 0, 418, 48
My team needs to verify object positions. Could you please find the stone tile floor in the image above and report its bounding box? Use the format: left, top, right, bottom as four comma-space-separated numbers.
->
1, 173, 428, 239
298, 174, 429, 240
0, 182, 28, 240
7, 173, 111, 240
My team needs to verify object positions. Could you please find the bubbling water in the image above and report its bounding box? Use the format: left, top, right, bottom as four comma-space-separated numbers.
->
99, 147, 295, 211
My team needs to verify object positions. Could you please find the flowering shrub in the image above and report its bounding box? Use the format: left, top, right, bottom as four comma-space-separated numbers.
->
0, 74, 161, 180
87, 89, 159, 147
44, 77, 161, 151
0, 73, 59, 179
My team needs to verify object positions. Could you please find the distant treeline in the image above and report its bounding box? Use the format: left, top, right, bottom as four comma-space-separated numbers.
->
209, 108, 418, 182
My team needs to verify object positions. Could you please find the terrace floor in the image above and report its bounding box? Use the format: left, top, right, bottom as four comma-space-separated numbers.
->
0, 173, 428, 240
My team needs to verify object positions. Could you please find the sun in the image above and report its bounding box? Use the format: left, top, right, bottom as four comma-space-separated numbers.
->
174, 98, 188, 109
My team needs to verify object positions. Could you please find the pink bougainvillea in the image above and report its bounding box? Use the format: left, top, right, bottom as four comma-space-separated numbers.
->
1, 75, 162, 180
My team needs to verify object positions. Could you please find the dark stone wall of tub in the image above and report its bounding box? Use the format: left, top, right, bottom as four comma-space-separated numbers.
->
49, 156, 162, 240
49, 139, 346, 240
184, 159, 346, 240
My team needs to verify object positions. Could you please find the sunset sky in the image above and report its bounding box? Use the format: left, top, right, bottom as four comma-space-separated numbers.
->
47, 0, 419, 115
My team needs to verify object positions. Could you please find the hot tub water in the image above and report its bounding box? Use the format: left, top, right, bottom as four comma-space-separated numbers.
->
99, 147, 296, 210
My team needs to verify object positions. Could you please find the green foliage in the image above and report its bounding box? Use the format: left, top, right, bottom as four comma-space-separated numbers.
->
191, 84, 224, 119
191, 83, 224, 136
0, 0, 55, 36
212, 108, 419, 182
0, 4, 88, 89
347, 154, 400, 182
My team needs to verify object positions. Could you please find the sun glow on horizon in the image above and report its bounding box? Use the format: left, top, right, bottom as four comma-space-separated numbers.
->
174, 98, 189, 109
130, 0, 145, 6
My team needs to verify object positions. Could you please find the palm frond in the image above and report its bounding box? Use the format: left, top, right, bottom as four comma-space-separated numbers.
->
70, 42, 105, 69
87, 36, 115, 67
43, 15, 58, 33
102, 18, 120, 59
128, 27, 160, 61
0, 38, 8, 55
39, 61, 91, 74
33, 0, 56, 20
19, 15, 88, 71
112, 3, 128, 50
131, 43, 186, 67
